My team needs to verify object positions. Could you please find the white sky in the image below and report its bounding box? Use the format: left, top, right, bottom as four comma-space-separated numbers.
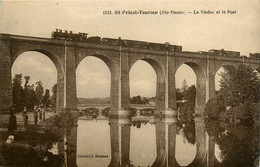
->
2, 1, 260, 97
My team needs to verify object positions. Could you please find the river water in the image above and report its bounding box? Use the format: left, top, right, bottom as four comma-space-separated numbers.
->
1, 114, 258, 167
76, 117, 221, 167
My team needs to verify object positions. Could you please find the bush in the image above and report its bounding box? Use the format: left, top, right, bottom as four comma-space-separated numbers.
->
2, 143, 63, 167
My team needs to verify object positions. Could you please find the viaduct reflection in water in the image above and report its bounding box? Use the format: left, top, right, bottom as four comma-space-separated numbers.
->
151, 117, 219, 167
2, 114, 257, 167
52, 114, 258, 167
104, 116, 220, 167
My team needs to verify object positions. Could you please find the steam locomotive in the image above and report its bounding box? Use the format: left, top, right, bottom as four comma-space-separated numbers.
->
52, 29, 88, 41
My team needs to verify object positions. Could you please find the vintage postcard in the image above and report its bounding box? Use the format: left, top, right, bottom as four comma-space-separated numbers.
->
0, 1, 259, 167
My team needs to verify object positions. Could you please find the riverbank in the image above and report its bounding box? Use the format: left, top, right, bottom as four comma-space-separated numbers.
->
0, 111, 56, 131
0, 110, 71, 167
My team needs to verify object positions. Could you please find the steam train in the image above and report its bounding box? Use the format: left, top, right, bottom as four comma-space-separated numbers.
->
51, 29, 182, 52
51, 30, 260, 59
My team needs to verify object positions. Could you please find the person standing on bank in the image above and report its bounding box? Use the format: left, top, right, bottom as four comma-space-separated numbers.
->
22, 107, 28, 129
33, 106, 38, 125
42, 105, 46, 122
8, 105, 17, 132
39, 105, 43, 121
37, 107, 41, 122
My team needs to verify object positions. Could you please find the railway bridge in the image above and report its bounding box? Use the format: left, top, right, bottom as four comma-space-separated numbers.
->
1, 32, 259, 116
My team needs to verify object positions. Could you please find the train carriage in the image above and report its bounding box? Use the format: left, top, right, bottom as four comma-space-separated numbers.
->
249, 53, 260, 59
101, 38, 120, 46
86, 36, 101, 44
122, 40, 149, 49
209, 49, 240, 57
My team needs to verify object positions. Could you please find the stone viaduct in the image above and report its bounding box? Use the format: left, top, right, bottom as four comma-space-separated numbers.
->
1, 33, 259, 116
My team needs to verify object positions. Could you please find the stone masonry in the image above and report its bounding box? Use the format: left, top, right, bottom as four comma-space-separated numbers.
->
0, 33, 259, 116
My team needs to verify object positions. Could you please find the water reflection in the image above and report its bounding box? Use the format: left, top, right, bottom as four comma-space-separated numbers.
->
76, 116, 218, 167
205, 119, 259, 167
108, 118, 131, 167
130, 120, 156, 166
1, 113, 259, 167
76, 114, 259, 167
151, 117, 213, 167
77, 120, 111, 167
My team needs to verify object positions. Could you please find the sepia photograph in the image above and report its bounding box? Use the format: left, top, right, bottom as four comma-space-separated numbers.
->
0, 1, 259, 167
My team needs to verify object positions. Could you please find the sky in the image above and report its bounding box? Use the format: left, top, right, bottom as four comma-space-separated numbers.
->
1, 0, 260, 98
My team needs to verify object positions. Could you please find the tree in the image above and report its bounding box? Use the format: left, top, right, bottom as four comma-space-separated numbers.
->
217, 124, 258, 167
24, 76, 30, 89
181, 79, 188, 92
51, 84, 57, 107
227, 102, 254, 124
12, 74, 25, 112
179, 85, 196, 121
206, 64, 259, 120
176, 88, 184, 100
218, 64, 259, 107
141, 97, 149, 104
135, 96, 141, 104
183, 85, 196, 107
130, 95, 149, 104
42, 89, 51, 107
35, 81, 44, 105
205, 96, 226, 119
23, 76, 37, 111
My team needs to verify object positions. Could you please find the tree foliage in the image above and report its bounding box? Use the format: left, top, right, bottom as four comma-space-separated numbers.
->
130, 95, 149, 104
183, 85, 196, 107
181, 79, 188, 92
206, 64, 259, 121
42, 89, 51, 107
205, 96, 226, 119
51, 84, 57, 107
179, 85, 196, 120
218, 124, 258, 167
218, 64, 259, 106
12, 74, 37, 112
23, 76, 37, 111
205, 117, 259, 167
35, 81, 44, 104
12, 74, 56, 112
12, 74, 25, 112
176, 88, 184, 101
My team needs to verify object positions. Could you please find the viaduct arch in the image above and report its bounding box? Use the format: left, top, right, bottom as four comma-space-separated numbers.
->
129, 57, 166, 113
1, 33, 259, 116
11, 49, 65, 109
75, 53, 120, 114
